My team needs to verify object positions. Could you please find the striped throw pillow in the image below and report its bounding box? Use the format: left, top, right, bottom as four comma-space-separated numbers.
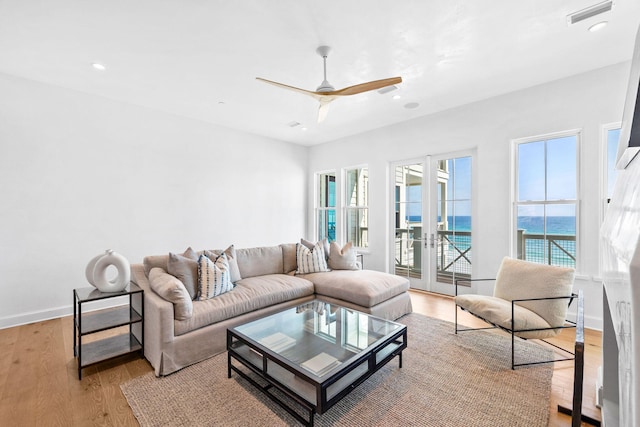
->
296, 242, 329, 274
197, 253, 233, 300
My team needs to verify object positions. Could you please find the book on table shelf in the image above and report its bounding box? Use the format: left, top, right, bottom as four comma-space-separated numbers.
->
301, 352, 342, 376
258, 332, 296, 353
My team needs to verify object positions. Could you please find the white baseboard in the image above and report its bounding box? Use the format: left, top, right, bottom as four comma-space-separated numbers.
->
0, 297, 129, 330
565, 311, 602, 332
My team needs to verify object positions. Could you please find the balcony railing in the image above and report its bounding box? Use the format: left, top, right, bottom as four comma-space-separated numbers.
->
395, 229, 576, 283
395, 229, 471, 281
516, 230, 576, 268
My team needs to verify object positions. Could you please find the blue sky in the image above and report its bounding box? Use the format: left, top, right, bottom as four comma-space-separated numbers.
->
517, 135, 577, 217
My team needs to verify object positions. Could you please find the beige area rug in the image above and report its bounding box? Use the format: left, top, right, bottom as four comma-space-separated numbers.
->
121, 314, 553, 426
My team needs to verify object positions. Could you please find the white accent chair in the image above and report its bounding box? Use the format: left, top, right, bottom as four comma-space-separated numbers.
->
454, 257, 577, 369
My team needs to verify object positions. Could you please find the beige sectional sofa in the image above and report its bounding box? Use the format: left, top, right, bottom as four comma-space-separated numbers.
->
131, 243, 412, 376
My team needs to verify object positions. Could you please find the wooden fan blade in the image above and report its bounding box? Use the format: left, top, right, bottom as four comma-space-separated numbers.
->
256, 77, 318, 98
333, 77, 402, 96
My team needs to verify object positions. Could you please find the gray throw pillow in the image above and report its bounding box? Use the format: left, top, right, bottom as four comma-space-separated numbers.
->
167, 247, 199, 300
205, 244, 242, 283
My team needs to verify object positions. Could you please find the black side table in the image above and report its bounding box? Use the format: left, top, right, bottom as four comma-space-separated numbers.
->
73, 283, 144, 379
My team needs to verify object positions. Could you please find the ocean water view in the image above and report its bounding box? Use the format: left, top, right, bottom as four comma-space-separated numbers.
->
408, 215, 575, 235
405, 215, 576, 268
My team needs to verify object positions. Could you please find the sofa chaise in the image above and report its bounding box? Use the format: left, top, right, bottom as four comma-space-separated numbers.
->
131, 242, 412, 376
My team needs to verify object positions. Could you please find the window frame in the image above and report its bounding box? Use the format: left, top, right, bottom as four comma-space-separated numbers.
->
511, 129, 581, 271
343, 165, 369, 250
315, 170, 337, 243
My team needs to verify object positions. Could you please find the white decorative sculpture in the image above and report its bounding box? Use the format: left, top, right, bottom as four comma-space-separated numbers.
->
85, 249, 131, 292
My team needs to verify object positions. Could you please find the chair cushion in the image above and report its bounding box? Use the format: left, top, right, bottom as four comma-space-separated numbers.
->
493, 257, 574, 328
302, 270, 409, 307
455, 294, 559, 339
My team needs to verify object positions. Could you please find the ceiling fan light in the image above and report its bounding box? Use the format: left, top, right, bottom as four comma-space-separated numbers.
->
589, 21, 608, 32
378, 85, 398, 94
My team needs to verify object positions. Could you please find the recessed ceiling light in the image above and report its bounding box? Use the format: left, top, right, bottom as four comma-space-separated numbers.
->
301, 127, 308, 131
588, 21, 608, 32
392, 94, 401, 100
92, 63, 106, 71
404, 102, 419, 109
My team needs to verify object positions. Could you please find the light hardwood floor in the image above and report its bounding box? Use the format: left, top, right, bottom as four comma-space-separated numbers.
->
0, 290, 601, 426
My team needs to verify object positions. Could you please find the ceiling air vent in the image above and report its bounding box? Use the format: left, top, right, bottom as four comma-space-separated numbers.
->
567, 0, 613, 25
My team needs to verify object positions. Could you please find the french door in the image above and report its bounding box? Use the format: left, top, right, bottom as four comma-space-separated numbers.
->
391, 153, 472, 295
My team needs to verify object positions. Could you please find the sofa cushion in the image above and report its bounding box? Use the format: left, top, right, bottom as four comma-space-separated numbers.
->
236, 246, 284, 278
143, 254, 169, 276
455, 294, 556, 339
206, 245, 242, 283
296, 242, 329, 274
198, 253, 233, 300
280, 243, 297, 274
302, 270, 409, 307
174, 274, 314, 336
167, 248, 200, 300
148, 267, 193, 320
328, 242, 358, 270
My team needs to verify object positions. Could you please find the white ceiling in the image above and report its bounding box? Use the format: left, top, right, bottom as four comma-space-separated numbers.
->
1, 1, 639, 146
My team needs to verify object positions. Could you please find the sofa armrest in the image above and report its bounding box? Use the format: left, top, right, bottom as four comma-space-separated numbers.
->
131, 264, 177, 362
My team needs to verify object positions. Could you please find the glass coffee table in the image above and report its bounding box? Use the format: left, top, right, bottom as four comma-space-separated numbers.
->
227, 300, 407, 426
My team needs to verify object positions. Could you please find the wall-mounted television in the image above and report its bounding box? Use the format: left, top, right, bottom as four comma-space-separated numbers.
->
617, 25, 640, 168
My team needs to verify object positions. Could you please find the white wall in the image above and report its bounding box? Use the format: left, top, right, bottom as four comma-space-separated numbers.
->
0, 73, 307, 328
308, 62, 631, 329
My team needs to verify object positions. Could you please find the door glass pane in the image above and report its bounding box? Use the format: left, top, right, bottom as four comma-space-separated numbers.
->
437, 157, 472, 284
394, 164, 423, 279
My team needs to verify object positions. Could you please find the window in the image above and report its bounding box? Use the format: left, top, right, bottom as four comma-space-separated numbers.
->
605, 126, 621, 204
514, 133, 578, 268
345, 167, 368, 248
316, 172, 336, 242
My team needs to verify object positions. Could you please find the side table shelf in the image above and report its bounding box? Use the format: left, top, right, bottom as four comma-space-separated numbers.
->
73, 283, 144, 380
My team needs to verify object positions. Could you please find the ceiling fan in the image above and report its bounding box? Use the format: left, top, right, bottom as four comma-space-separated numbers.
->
256, 46, 402, 123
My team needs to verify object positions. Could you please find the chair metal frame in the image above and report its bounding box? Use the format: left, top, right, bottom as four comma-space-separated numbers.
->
454, 278, 579, 370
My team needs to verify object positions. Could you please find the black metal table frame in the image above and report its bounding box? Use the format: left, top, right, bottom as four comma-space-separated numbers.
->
227, 326, 407, 426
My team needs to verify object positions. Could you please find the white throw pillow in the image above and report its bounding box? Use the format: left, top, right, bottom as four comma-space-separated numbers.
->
301, 238, 330, 260
198, 253, 234, 300
296, 242, 329, 274
328, 242, 359, 270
